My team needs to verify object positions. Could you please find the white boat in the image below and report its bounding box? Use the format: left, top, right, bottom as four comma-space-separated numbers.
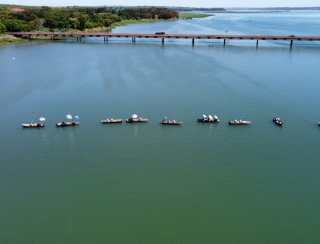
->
198, 114, 220, 123
126, 114, 149, 123
229, 120, 252, 126
22, 117, 46, 128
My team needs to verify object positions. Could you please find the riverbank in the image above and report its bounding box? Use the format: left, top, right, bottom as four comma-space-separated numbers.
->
111, 18, 160, 28
0, 18, 168, 46
179, 12, 212, 19
0, 34, 25, 46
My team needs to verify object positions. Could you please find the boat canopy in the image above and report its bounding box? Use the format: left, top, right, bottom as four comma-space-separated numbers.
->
131, 114, 138, 119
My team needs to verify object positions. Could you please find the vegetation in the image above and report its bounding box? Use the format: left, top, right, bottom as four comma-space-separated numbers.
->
111, 18, 158, 28
0, 5, 178, 32
179, 12, 212, 20
0, 21, 5, 33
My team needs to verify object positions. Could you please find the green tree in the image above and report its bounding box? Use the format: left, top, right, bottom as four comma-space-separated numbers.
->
78, 14, 89, 30
2, 19, 27, 32
0, 21, 5, 33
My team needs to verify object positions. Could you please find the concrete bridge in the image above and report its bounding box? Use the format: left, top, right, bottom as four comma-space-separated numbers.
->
10, 32, 320, 48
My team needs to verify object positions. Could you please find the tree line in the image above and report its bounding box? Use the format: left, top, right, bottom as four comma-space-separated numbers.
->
0, 6, 178, 33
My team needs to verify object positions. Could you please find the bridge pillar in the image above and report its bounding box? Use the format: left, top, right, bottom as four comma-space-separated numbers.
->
192, 38, 195, 47
256, 40, 259, 48
162, 37, 165, 45
290, 40, 294, 49
132, 37, 136, 43
223, 39, 226, 47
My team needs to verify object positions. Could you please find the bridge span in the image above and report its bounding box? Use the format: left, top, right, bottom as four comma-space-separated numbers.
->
9, 32, 320, 48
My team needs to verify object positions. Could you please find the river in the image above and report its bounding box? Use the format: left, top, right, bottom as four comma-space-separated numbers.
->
0, 10, 319, 244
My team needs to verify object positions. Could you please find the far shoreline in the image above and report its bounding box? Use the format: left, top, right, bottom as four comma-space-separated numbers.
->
1, 13, 210, 47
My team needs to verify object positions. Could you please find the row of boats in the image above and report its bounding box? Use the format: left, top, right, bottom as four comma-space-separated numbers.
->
22, 114, 292, 128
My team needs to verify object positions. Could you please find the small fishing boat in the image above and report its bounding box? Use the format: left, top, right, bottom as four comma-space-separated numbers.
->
229, 120, 252, 126
126, 114, 149, 123
56, 121, 80, 127
273, 117, 283, 127
56, 114, 80, 127
100, 118, 123, 124
160, 117, 183, 126
22, 117, 46, 129
22, 122, 45, 128
198, 114, 220, 123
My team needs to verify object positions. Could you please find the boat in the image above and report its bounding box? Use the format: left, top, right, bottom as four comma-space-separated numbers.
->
56, 114, 80, 127
126, 114, 149, 123
273, 117, 283, 127
197, 114, 220, 123
22, 122, 45, 128
229, 120, 252, 126
22, 117, 46, 129
160, 117, 183, 126
100, 118, 123, 124
56, 121, 80, 127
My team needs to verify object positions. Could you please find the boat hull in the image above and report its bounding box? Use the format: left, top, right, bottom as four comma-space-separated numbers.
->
101, 119, 123, 124
197, 119, 219, 123
160, 122, 183, 126
56, 121, 80, 127
126, 119, 149, 123
229, 121, 252, 126
22, 123, 44, 128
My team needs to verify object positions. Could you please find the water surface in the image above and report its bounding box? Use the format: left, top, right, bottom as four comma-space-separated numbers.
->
0, 11, 320, 244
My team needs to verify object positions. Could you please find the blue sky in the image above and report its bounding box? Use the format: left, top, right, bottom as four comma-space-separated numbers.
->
1, 0, 320, 7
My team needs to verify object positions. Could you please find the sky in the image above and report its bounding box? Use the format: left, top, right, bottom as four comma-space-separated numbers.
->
1, 0, 320, 8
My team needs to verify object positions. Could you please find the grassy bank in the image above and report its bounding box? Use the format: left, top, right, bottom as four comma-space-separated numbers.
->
0, 34, 25, 46
179, 12, 212, 19
111, 18, 159, 28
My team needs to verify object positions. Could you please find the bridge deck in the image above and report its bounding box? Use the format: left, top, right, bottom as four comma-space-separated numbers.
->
10, 32, 320, 41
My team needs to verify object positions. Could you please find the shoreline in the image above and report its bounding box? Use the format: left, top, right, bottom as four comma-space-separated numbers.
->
179, 12, 212, 19
0, 34, 26, 46
0, 18, 168, 47
111, 18, 161, 29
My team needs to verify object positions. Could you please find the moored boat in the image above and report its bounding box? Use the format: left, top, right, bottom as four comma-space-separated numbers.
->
198, 114, 220, 123
126, 114, 149, 123
229, 120, 252, 126
273, 117, 283, 127
22, 117, 46, 129
22, 122, 45, 128
100, 118, 123, 124
160, 117, 183, 126
56, 114, 80, 127
56, 121, 80, 127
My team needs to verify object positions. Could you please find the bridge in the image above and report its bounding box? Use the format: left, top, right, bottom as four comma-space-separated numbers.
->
9, 32, 320, 48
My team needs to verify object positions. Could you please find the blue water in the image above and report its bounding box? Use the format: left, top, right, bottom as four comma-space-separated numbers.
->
114, 10, 320, 46
0, 11, 320, 244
